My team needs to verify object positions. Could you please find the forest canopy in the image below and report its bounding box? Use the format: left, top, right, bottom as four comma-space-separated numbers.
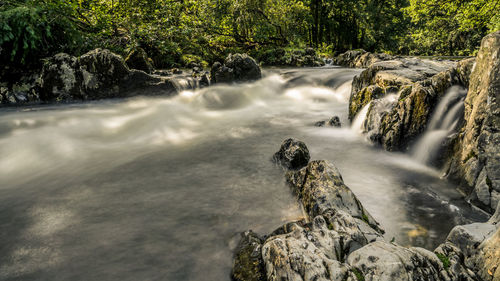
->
0, 0, 499, 68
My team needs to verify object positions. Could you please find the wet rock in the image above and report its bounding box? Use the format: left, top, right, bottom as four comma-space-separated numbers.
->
172, 68, 183, 75
231, 231, 266, 281
328, 116, 342, 127
314, 120, 326, 127
199, 72, 210, 88
125, 48, 154, 74
211, 54, 261, 84
314, 116, 342, 128
272, 138, 310, 170
446, 31, 500, 213
349, 85, 384, 121
285, 160, 383, 233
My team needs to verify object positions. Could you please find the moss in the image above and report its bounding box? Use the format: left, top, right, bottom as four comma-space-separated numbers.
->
351, 268, 365, 281
436, 253, 450, 270
463, 150, 477, 163
361, 212, 369, 224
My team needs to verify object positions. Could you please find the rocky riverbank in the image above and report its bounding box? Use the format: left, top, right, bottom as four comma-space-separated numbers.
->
232, 139, 500, 281
0, 49, 262, 106
343, 31, 500, 214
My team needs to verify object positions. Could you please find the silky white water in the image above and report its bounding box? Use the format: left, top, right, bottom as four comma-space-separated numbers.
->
0, 68, 485, 281
413, 86, 467, 164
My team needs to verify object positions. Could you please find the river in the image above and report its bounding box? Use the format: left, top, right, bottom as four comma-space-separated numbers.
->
0, 67, 487, 281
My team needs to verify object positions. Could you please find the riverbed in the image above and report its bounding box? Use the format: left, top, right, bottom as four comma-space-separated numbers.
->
0, 67, 486, 281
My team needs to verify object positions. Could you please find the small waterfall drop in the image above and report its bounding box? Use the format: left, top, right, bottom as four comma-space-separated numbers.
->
412, 86, 467, 164
351, 102, 371, 133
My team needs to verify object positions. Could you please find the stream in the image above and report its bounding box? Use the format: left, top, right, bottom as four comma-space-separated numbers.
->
0, 67, 487, 281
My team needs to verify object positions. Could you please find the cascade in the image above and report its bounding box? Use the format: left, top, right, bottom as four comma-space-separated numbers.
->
412, 86, 467, 164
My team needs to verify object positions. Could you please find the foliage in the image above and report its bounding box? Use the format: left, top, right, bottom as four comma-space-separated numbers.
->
405, 0, 500, 55
436, 253, 451, 270
1, 0, 499, 70
0, 0, 83, 68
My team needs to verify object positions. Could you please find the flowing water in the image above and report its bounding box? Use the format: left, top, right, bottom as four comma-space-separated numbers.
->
413, 86, 467, 164
0, 68, 487, 281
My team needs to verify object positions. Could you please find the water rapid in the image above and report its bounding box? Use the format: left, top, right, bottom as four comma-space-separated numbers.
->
0, 69, 485, 281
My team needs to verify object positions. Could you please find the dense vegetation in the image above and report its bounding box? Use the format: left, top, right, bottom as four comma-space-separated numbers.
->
0, 0, 499, 69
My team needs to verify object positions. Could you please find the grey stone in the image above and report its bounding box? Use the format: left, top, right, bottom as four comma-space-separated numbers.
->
285, 160, 384, 234
446, 223, 497, 257
272, 138, 310, 170
211, 54, 261, 84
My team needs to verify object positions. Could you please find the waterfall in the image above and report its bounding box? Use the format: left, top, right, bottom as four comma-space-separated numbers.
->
412, 86, 467, 164
351, 102, 371, 133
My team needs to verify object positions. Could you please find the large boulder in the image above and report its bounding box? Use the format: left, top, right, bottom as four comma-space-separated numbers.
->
124, 47, 154, 74
333, 50, 394, 68
286, 160, 383, 234
39, 53, 84, 101
272, 138, 310, 170
38, 49, 179, 102
211, 54, 261, 84
446, 31, 500, 212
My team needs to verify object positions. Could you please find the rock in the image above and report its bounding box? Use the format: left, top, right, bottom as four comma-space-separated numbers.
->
211, 54, 261, 84
349, 85, 385, 121
328, 116, 342, 127
38, 49, 179, 102
124, 48, 154, 74
39, 53, 84, 101
199, 72, 210, 88
272, 138, 310, 170
314, 116, 341, 128
285, 160, 383, 233
446, 223, 497, 257
305, 47, 316, 56
172, 68, 183, 75
262, 216, 354, 281
314, 120, 326, 127
446, 31, 500, 213
472, 228, 500, 281
434, 242, 479, 281
489, 201, 500, 224
333, 50, 395, 68
347, 241, 447, 281
231, 231, 266, 281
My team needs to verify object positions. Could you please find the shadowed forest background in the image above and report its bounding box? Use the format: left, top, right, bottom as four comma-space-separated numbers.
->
1, 0, 499, 70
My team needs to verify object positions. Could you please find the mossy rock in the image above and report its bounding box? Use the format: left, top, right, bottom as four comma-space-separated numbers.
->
125, 47, 154, 74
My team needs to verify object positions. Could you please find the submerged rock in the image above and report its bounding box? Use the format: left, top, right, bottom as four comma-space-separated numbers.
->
211, 54, 261, 84
124, 47, 154, 74
272, 138, 310, 170
314, 116, 342, 128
